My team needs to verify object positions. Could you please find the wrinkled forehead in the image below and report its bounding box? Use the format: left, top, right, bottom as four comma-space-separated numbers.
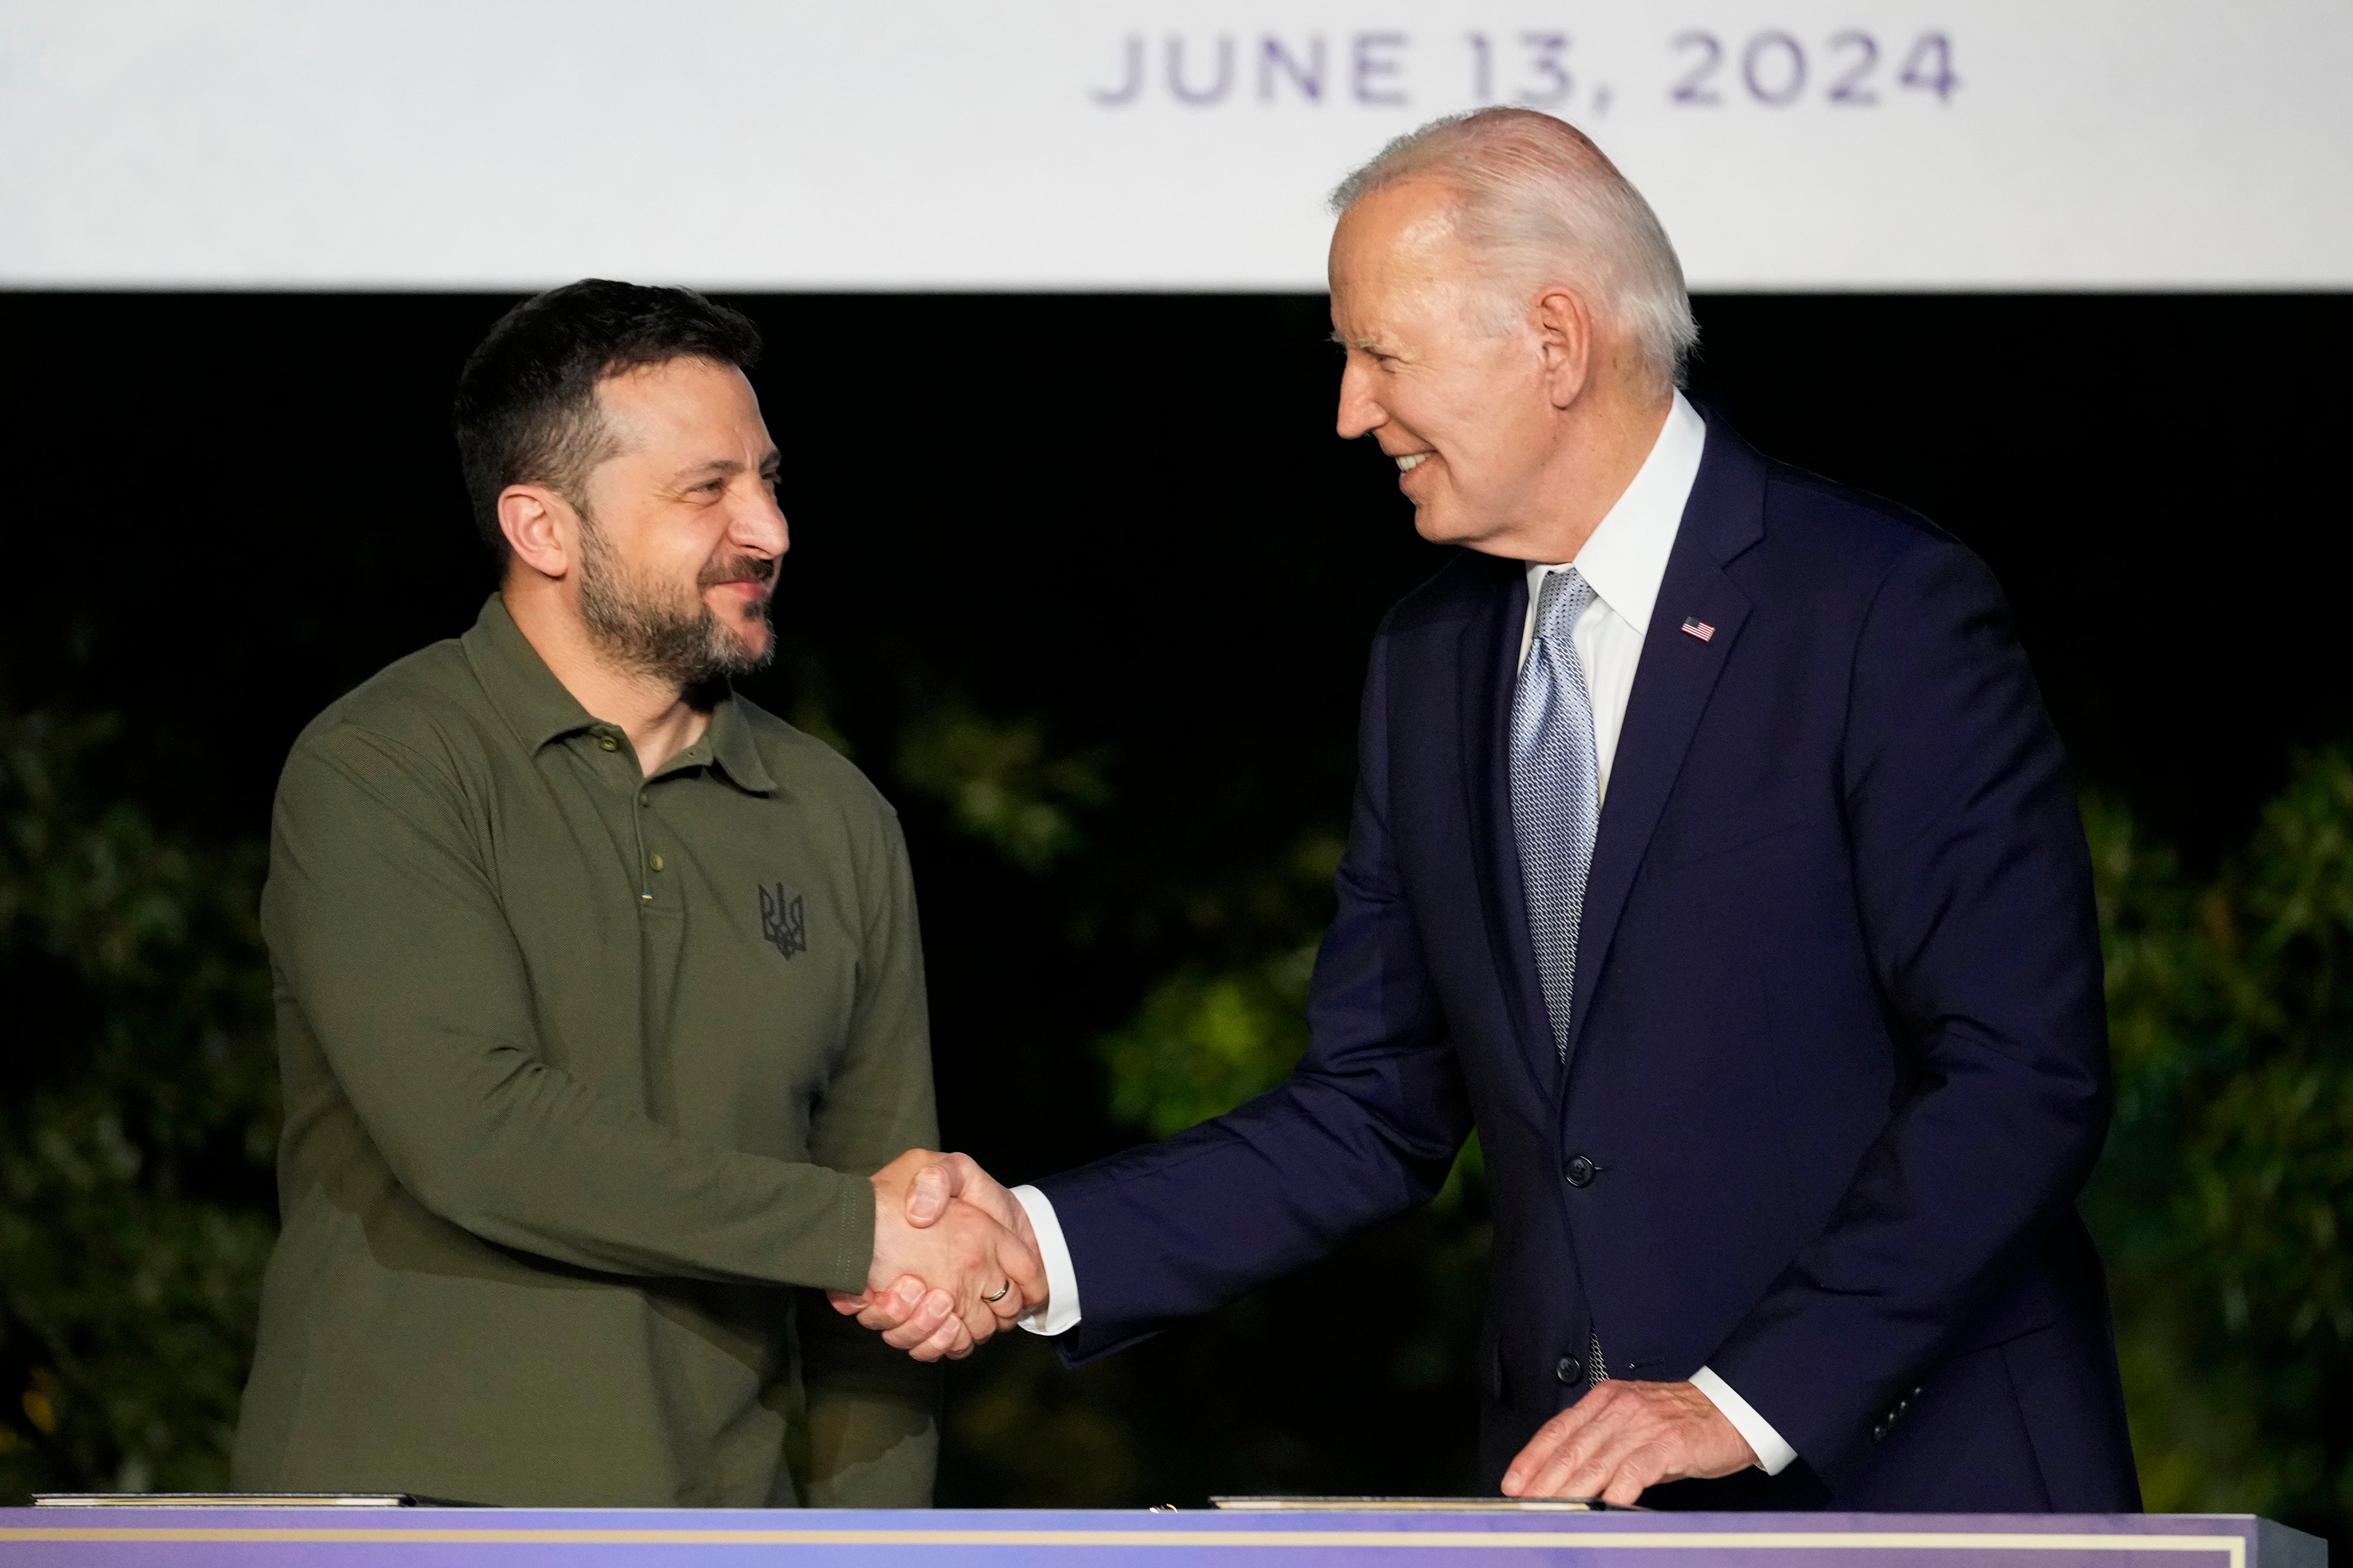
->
1331, 183, 1499, 342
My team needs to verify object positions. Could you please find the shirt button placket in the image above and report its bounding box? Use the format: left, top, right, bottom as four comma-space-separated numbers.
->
625, 742, 655, 904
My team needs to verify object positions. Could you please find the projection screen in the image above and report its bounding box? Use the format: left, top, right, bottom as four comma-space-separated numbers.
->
2, 0, 2347, 290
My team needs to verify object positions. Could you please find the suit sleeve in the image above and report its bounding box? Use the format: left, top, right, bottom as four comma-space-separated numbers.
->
1704, 534, 2111, 1483
1035, 628, 1476, 1362
795, 807, 941, 1504
262, 722, 876, 1292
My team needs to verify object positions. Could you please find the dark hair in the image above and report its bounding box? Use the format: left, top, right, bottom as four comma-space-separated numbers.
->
452, 279, 763, 561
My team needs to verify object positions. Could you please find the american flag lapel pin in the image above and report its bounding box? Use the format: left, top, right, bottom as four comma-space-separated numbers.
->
1681, 616, 1717, 643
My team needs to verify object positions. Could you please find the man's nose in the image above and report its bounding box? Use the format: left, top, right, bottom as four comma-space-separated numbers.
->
1335, 361, 1384, 441
734, 483, 790, 557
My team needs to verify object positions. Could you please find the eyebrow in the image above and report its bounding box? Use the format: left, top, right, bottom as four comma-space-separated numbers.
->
671, 451, 782, 485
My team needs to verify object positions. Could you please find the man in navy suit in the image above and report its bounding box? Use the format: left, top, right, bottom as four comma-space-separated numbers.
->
842, 108, 2140, 1510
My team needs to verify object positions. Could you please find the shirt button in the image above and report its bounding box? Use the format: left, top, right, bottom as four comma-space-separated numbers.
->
598, 736, 619, 753
1555, 1356, 1585, 1386
1562, 1155, 1597, 1187
648, 853, 665, 872
638, 792, 650, 806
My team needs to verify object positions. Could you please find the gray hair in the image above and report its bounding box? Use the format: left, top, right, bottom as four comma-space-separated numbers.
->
1330, 108, 1698, 393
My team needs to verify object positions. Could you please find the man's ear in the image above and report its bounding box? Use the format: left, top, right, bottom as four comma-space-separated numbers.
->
498, 485, 578, 582
1534, 286, 1594, 410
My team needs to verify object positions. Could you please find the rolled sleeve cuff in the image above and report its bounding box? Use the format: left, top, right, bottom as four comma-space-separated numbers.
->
1011, 1185, 1082, 1337
1690, 1365, 1798, 1476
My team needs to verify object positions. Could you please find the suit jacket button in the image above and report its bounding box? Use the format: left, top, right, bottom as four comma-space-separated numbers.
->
1563, 1155, 1597, 1187
1555, 1356, 1585, 1385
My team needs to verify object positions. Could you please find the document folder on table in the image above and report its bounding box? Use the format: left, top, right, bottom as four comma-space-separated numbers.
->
1212, 1496, 1631, 1511
34, 1494, 424, 1507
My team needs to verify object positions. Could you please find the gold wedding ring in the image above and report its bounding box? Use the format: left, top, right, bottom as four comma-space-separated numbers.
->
982, 1282, 1012, 1304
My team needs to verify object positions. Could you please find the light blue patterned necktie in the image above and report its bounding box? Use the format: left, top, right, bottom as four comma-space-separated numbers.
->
1511, 567, 1601, 1061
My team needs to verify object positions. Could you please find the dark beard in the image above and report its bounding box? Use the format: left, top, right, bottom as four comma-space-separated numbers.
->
577, 520, 776, 688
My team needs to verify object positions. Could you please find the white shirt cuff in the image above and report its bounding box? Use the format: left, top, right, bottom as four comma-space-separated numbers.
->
1011, 1185, 1082, 1337
1689, 1365, 1798, 1476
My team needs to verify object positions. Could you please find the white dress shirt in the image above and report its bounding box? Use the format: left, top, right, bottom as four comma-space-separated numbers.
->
1014, 392, 1798, 1479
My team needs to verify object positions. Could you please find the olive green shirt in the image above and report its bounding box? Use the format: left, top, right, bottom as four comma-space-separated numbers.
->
232, 595, 939, 1506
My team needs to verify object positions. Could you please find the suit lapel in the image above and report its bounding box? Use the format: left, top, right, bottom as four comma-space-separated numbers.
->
1562, 416, 1768, 1066
1455, 556, 1562, 1097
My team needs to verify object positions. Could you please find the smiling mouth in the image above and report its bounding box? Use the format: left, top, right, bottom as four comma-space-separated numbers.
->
1395, 453, 1431, 472
701, 555, 778, 593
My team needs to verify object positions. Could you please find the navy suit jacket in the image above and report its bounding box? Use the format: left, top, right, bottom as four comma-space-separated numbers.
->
1036, 413, 2140, 1510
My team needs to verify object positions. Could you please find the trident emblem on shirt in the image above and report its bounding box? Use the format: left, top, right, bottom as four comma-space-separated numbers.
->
759, 882, 807, 960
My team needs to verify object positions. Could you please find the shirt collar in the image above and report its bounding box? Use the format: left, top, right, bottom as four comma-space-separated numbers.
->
1525, 389, 1709, 638
464, 593, 598, 750
461, 593, 776, 794
700, 689, 778, 793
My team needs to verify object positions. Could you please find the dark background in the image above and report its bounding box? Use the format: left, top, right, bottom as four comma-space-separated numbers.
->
3, 291, 2349, 1516
16, 292, 2347, 860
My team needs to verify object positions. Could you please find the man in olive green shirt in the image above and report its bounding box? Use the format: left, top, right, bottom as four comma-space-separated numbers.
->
232, 281, 1040, 1506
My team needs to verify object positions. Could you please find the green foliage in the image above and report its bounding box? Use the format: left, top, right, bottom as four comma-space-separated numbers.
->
1098, 943, 1319, 1139
2, 684, 2349, 1537
0, 709, 277, 1499
895, 704, 1111, 873
2086, 752, 2353, 1542
1087, 826, 1349, 1140
1090, 909, 1485, 1208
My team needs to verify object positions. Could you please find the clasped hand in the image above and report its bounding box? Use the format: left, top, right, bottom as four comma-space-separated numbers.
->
830, 1149, 1044, 1362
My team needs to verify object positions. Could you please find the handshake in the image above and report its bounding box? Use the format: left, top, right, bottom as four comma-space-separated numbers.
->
830, 1148, 1045, 1361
